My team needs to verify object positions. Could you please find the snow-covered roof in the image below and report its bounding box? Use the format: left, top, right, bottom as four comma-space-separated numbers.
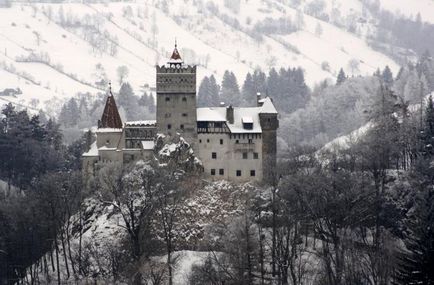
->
229, 107, 262, 133
141, 140, 155, 150
197, 107, 263, 133
82, 141, 99, 157
99, 146, 117, 151
242, 116, 253, 124
197, 107, 227, 122
259, 97, 278, 114
125, 120, 156, 127
96, 128, 123, 133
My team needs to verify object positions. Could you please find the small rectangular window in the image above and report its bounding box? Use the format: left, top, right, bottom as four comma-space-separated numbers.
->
199, 139, 202, 143
248, 139, 253, 144
212, 152, 217, 159
207, 139, 210, 143
219, 169, 224, 175
236, 170, 242, 177
235, 140, 239, 144
182, 97, 187, 102
243, 152, 248, 159
211, 169, 216, 176
253, 152, 259, 159
220, 139, 223, 145
182, 113, 188, 117
180, 124, 184, 130
250, 170, 256, 177
167, 124, 171, 130
165, 97, 170, 102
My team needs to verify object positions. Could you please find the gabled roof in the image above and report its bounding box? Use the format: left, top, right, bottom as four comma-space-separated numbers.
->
100, 92, 123, 129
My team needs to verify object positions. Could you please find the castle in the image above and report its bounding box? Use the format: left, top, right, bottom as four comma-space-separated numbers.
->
83, 44, 279, 183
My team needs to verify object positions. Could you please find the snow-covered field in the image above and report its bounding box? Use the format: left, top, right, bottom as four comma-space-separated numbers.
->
0, 0, 406, 115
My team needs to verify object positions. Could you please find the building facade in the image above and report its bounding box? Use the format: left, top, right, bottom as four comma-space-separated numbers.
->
83, 45, 278, 183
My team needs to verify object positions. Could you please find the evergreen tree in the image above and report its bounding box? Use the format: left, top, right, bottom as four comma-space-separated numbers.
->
117, 83, 143, 120
336, 68, 347, 85
421, 95, 434, 156
209, 75, 220, 106
267, 68, 280, 101
148, 94, 156, 113
241, 72, 256, 106
198, 76, 211, 107
252, 69, 267, 96
58, 98, 79, 127
220, 71, 240, 106
382, 65, 394, 87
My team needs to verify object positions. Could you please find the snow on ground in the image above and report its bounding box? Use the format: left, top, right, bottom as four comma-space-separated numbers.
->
0, 0, 401, 115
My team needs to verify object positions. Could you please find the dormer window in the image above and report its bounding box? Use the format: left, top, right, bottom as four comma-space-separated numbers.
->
242, 116, 253, 130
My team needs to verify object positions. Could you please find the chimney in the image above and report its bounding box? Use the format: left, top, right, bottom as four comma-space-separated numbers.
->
226, 105, 234, 124
257, 92, 263, 107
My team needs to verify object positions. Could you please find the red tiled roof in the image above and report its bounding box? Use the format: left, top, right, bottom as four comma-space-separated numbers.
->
170, 45, 181, 60
100, 94, 122, 128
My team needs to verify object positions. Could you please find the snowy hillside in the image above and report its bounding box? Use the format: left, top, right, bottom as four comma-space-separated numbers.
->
0, 0, 409, 114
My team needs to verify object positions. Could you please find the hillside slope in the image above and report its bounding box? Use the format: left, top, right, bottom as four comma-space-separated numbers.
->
0, 0, 403, 115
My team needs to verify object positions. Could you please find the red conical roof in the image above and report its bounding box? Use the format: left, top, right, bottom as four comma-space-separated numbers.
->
170, 45, 182, 61
100, 88, 122, 129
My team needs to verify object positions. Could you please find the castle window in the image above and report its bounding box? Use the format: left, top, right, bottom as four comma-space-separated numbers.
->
250, 170, 256, 177
253, 152, 259, 159
211, 169, 216, 176
220, 139, 223, 145
165, 97, 170, 102
212, 152, 217, 159
182, 113, 188, 117
243, 152, 248, 159
207, 139, 210, 143
235, 140, 239, 144
182, 97, 187, 102
219, 169, 224, 175
167, 124, 172, 130
180, 124, 184, 130
236, 170, 242, 177
248, 139, 253, 144
199, 139, 202, 143
106, 139, 110, 144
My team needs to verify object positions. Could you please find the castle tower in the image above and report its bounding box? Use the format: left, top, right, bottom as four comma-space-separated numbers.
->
258, 97, 279, 184
156, 42, 197, 147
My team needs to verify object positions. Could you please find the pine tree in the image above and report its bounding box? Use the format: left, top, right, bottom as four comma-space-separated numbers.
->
242, 72, 256, 106
394, 94, 434, 285
198, 76, 211, 107
382, 65, 394, 87
220, 71, 240, 106
336, 68, 347, 85
394, 175, 434, 284
209, 75, 220, 106
421, 95, 434, 156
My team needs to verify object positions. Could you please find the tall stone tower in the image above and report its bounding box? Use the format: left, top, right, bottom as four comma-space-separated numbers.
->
258, 97, 279, 184
156, 43, 197, 148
